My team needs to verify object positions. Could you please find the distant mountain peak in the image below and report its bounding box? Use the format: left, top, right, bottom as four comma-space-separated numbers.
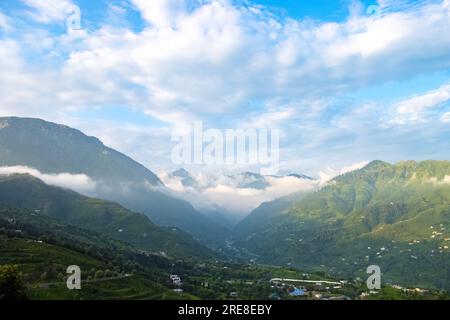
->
239, 172, 264, 178
234, 159, 450, 290
287, 173, 315, 180
171, 168, 198, 188
172, 168, 192, 178
364, 160, 391, 169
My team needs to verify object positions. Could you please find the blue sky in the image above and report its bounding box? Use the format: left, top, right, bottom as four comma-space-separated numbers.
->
0, 0, 450, 176
251, 0, 355, 20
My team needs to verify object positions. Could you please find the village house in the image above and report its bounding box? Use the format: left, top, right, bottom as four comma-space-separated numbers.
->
170, 275, 182, 286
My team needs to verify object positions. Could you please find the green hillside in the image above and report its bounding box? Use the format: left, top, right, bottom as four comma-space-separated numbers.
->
0, 205, 199, 299
0, 117, 228, 246
234, 192, 307, 236
234, 160, 450, 289
0, 205, 347, 300
1, 177, 448, 300
0, 174, 213, 259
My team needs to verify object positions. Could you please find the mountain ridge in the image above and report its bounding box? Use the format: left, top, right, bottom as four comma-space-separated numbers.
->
0, 173, 213, 258
0, 117, 228, 245
233, 160, 450, 289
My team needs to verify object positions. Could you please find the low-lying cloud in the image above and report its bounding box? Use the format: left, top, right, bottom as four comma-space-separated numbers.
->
0, 165, 97, 194
159, 171, 319, 216
160, 161, 371, 217
318, 161, 370, 184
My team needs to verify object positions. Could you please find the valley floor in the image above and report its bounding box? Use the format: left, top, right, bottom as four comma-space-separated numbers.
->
1, 235, 448, 300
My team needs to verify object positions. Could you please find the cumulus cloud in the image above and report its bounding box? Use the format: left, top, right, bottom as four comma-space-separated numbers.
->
0, 0, 450, 174
0, 166, 97, 194
2, 1, 450, 125
392, 83, 450, 124
131, 0, 190, 28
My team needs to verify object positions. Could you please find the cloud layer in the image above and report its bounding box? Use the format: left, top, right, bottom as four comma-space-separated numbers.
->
158, 162, 368, 216
0, 166, 97, 194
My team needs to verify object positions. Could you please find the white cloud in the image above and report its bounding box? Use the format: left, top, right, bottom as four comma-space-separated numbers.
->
441, 112, 450, 123
159, 171, 318, 216
392, 83, 450, 124
318, 161, 370, 183
2, 0, 450, 128
131, 0, 190, 28
22, 0, 74, 24
0, 11, 12, 32
0, 166, 97, 194
245, 106, 295, 128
